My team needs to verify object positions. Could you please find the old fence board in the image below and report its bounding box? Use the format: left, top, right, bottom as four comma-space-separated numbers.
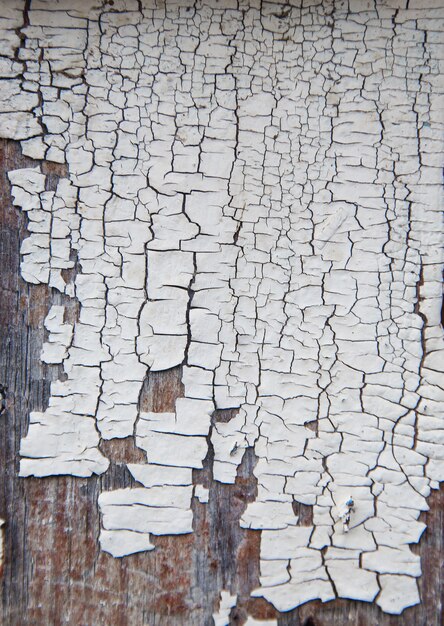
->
0, 136, 443, 625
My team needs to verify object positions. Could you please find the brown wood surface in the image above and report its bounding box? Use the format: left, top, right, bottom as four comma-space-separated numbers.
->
0, 137, 442, 625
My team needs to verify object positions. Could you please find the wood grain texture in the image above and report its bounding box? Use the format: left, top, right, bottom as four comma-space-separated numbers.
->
0, 137, 442, 625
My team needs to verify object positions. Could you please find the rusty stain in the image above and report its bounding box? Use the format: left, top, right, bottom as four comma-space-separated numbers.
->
99, 438, 147, 465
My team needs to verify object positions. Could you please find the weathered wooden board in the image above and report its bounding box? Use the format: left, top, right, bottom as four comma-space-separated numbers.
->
0, 137, 443, 626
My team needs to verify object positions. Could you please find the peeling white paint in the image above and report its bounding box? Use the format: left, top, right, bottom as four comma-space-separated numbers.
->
194, 484, 210, 504
213, 590, 237, 626
244, 618, 278, 626
1, 0, 443, 616
41, 305, 73, 364
99, 529, 155, 558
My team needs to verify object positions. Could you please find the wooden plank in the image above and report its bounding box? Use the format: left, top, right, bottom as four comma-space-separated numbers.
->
0, 136, 442, 625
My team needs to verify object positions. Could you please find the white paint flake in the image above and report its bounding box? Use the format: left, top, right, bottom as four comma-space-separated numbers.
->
194, 484, 210, 504
213, 590, 237, 626
41, 305, 73, 364
244, 618, 277, 626
100, 529, 155, 558
2, 0, 443, 616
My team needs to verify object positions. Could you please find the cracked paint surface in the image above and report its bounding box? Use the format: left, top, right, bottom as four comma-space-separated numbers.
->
1, 0, 443, 616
